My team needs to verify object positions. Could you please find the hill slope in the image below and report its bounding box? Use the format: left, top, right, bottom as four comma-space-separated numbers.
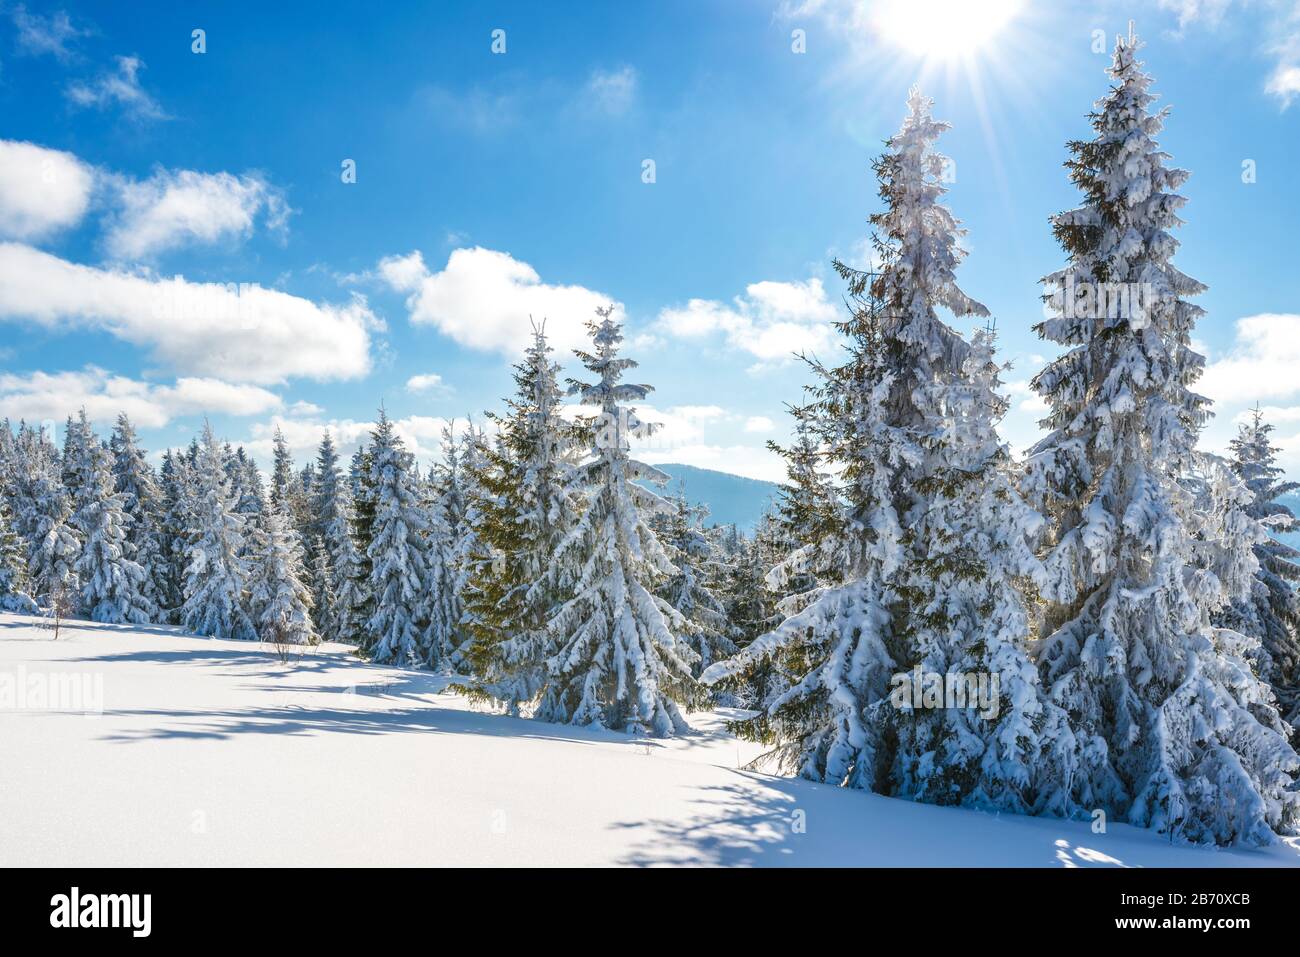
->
2, 613, 1297, 867
642, 463, 780, 531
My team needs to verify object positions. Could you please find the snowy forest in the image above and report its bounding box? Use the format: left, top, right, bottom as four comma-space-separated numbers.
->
3, 28, 1299, 849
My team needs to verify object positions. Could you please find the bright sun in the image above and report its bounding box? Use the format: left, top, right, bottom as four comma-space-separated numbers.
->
872, 0, 1024, 60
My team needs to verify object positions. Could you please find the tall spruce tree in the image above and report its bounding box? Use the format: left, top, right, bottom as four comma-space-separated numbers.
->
538, 306, 696, 736
882, 327, 1085, 814
0, 496, 37, 613
422, 424, 465, 669
23, 425, 81, 612
364, 411, 434, 666
329, 489, 369, 644
181, 423, 256, 640
460, 324, 586, 712
247, 502, 317, 647
70, 421, 156, 624
110, 414, 168, 616
716, 515, 787, 710
654, 491, 737, 680
445, 423, 491, 671
1216, 408, 1300, 727
1023, 27, 1298, 844
703, 89, 993, 789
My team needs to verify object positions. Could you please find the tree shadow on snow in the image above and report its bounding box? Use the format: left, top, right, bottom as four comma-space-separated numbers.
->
91, 701, 632, 750
610, 771, 1147, 868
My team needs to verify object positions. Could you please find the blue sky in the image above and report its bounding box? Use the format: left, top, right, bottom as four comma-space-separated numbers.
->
1, 0, 1298, 481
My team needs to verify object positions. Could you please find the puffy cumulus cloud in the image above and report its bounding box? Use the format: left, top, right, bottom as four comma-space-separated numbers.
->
378, 247, 624, 356
105, 169, 291, 260
657, 277, 839, 365
0, 140, 96, 242
0, 367, 282, 429
65, 55, 167, 122
405, 373, 452, 395
1200, 314, 1300, 404
0, 242, 378, 385
744, 416, 775, 433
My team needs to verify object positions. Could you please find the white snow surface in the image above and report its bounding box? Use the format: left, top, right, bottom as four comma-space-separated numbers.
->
3, 611, 1299, 868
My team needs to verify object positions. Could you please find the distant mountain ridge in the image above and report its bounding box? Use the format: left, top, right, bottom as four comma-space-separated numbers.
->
641, 463, 780, 532
641, 474, 1300, 544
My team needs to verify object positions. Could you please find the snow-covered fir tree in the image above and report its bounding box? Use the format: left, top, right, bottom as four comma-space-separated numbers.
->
307, 432, 346, 635
22, 426, 82, 611
444, 422, 492, 671
69, 417, 156, 624
881, 327, 1085, 814
364, 411, 435, 666
181, 423, 256, 640
460, 324, 586, 712
0, 496, 37, 613
326, 490, 368, 644
539, 306, 696, 736
247, 502, 317, 646
110, 414, 169, 617
702, 295, 910, 785
716, 514, 787, 709
156, 449, 194, 624
227, 446, 266, 522
422, 423, 466, 669
270, 427, 296, 511
1023, 27, 1299, 844
1215, 408, 1300, 727
654, 490, 737, 681
344, 445, 377, 639
703, 89, 990, 788
308, 534, 336, 641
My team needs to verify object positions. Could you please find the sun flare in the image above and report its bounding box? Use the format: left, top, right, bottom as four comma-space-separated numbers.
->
872, 0, 1025, 61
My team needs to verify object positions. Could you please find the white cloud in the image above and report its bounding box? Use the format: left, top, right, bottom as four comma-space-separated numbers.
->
1200, 313, 1300, 403
0, 140, 95, 241
66, 55, 167, 121
558, 397, 783, 482
639, 444, 786, 484
1233, 404, 1300, 425
1157, 0, 1234, 29
657, 277, 839, 363
1267, 63, 1300, 106
744, 415, 775, 433
585, 66, 638, 115
639, 405, 728, 447
0, 367, 282, 429
1153, 0, 1300, 108
242, 412, 484, 466
0, 241, 378, 385
11, 5, 89, 62
105, 169, 290, 259
379, 246, 624, 356
405, 373, 451, 395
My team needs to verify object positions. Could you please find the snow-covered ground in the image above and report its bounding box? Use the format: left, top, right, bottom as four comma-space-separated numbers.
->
3, 611, 1299, 868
